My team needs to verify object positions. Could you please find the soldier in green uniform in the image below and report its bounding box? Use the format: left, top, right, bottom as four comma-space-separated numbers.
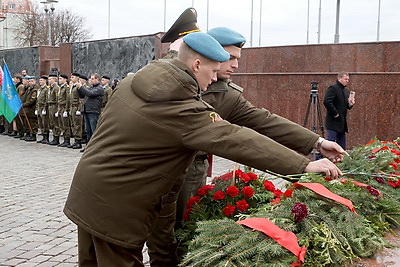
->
23, 76, 39, 142
100, 75, 113, 110
47, 73, 61, 146
57, 74, 71, 147
36, 76, 50, 144
64, 32, 346, 266
15, 76, 30, 140
68, 72, 84, 149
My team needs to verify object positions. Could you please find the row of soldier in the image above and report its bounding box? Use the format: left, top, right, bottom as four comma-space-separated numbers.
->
0, 72, 118, 151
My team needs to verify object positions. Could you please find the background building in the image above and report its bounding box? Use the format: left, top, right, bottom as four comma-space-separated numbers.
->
0, 0, 32, 49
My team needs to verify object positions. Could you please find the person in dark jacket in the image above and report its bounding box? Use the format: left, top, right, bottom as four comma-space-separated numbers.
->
323, 72, 355, 149
77, 73, 104, 149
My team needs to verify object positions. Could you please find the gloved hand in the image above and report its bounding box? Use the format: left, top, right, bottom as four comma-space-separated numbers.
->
63, 111, 68, 118
55, 112, 59, 118
76, 110, 81, 116
42, 110, 47, 116
34, 110, 38, 116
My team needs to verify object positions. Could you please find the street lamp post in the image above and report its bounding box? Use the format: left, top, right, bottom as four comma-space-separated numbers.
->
0, 0, 6, 49
40, 0, 58, 46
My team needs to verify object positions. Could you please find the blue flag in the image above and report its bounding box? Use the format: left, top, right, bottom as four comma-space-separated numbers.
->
0, 63, 22, 122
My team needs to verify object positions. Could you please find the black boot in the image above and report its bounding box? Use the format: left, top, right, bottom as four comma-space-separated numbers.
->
72, 139, 82, 149
20, 133, 29, 140
48, 136, 60, 146
8, 131, 17, 137
37, 133, 48, 144
25, 134, 36, 142
14, 132, 23, 138
58, 137, 70, 147
0, 125, 5, 133
42, 134, 50, 144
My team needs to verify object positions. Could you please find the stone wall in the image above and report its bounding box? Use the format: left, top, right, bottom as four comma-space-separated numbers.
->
0, 47, 40, 76
232, 41, 400, 148
70, 34, 162, 80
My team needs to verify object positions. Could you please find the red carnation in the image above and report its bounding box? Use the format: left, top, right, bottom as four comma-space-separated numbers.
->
226, 186, 240, 197
389, 163, 399, 170
388, 179, 398, 188
212, 190, 225, 200
247, 172, 258, 181
366, 186, 380, 197
196, 185, 215, 197
186, 195, 201, 209
283, 189, 294, 198
242, 186, 254, 198
238, 172, 251, 183
292, 202, 308, 222
223, 205, 236, 216
263, 180, 275, 191
374, 176, 385, 184
274, 189, 283, 198
236, 199, 249, 212
183, 208, 192, 221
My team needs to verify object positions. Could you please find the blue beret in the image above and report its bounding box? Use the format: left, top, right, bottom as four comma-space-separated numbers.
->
183, 32, 229, 62
207, 27, 246, 48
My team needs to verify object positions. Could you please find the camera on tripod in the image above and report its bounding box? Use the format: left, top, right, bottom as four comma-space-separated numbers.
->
310, 81, 318, 94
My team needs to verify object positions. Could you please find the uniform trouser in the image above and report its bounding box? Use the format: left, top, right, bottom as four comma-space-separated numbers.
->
175, 157, 209, 230
16, 115, 24, 134
147, 174, 186, 267
77, 227, 144, 267
70, 106, 83, 140
37, 109, 49, 134
26, 116, 38, 134
58, 106, 70, 138
48, 105, 60, 136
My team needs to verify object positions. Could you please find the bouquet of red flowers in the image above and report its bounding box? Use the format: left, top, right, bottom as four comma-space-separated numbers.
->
183, 168, 293, 222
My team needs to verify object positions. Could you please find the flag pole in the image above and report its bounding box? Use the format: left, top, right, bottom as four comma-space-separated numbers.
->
20, 105, 33, 134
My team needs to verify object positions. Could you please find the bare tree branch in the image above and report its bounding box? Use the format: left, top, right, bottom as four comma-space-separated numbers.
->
12, 3, 92, 47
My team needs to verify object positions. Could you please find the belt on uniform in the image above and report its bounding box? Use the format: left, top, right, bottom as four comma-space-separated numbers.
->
195, 154, 208, 161
48, 103, 56, 105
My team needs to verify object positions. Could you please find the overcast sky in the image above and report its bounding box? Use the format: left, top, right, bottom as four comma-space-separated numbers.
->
37, 0, 400, 47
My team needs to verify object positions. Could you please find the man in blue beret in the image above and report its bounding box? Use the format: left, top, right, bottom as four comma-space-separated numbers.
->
172, 27, 348, 261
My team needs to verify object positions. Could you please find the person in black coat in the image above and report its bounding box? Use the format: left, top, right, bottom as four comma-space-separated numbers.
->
323, 71, 355, 149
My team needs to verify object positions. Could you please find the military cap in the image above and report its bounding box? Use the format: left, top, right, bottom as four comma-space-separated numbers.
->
49, 73, 58, 77
183, 32, 229, 62
161, 8, 200, 43
207, 27, 246, 48
40, 75, 48, 80
102, 75, 111, 80
79, 75, 88, 81
59, 74, 69, 79
28, 75, 36, 79
22, 75, 30, 79
71, 72, 80, 77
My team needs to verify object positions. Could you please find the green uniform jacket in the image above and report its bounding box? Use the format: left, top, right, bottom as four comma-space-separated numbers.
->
47, 83, 59, 105
22, 85, 38, 117
203, 79, 318, 155
64, 58, 315, 250
36, 85, 49, 111
57, 83, 69, 113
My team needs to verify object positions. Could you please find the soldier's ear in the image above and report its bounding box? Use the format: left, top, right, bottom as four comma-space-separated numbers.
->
191, 58, 201, 73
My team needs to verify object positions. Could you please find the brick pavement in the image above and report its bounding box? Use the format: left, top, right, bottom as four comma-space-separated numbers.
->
0, 134, 257, 266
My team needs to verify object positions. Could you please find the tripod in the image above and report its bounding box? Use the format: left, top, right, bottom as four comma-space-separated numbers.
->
303, 82, 324, 159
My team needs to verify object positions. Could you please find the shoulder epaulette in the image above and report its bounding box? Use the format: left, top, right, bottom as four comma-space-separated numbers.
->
228, 81, 244, 92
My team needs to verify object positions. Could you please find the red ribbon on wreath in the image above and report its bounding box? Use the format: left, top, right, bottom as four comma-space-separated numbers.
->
237, 217, 306, 265
295, 183, 357, 214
